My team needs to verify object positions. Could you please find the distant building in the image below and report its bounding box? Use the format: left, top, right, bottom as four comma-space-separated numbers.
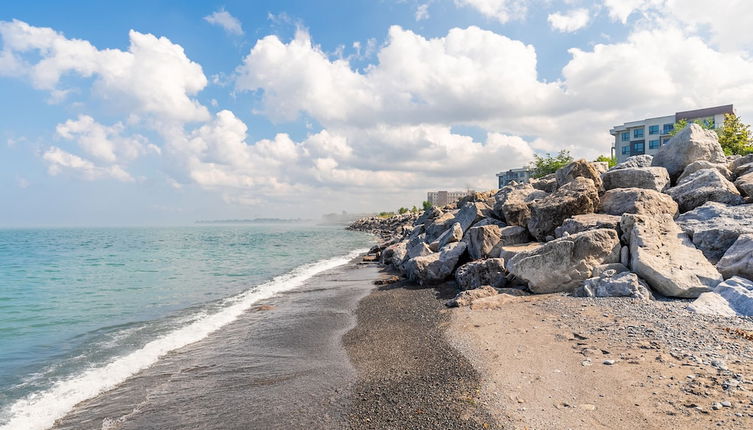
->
427, 190, 471, 207
610, 104, 734, 164
496, 167, 533, 188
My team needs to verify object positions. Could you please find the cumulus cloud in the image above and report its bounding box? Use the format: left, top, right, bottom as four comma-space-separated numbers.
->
547, 8, 590, 33
0, 19, 209, 123
204, 9, 244, 36
454, 0, 527, 23
43, 147, 134, 182
56, 115, 153, 163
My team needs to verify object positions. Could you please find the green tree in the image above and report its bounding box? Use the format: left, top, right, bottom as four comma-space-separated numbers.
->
718, 113, 753, 155
594, 155, 617, 168
422, 200, 433, 210
411, 205, 419, 212
668, 118, 716, 136
530, 150, 574, 178
398, 207, 409, 214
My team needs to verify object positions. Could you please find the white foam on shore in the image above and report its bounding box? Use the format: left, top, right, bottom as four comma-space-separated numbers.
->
0, 248, 368, 430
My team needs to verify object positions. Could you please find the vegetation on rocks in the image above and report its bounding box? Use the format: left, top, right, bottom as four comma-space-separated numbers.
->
529, 150, 574, 178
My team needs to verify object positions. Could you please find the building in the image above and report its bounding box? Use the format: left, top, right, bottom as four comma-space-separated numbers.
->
426, 190, 471, 207
496, 167, 533, 188
610, 105, 734, 163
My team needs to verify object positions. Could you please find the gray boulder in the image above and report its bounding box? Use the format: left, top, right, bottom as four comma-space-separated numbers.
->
424, 211, 457, 242
676, 202, 753, 263
429, 222, 463, 252
622, 214, 722, 298
446, 285, 498, 307
667, 169, 742, 213
591, 263, 629, 278
472, 218, 506, 228
455, 259, 506, 290
381, 241, 408, 267
414, 206, 442, 227
730, 154, 753, 175
601, 167, 670, 192
464, 225, 502, 260
677, 160, 733, 184
499, 225, 530, 245
716, 234, 753, 280
651, 123, 727, 180
454, 202, 493, 233
494, 184, 548, 227
611, 155, 653, 170
599, 188, 678, 217
496, 242, 543, 261
573, 270, 653, 301
688, 276, 753, 317
556, 159, 603, 189
507, 229, 621, 294
554, 213, 621, 238
404, 242, 467, 284
527, 177, 600, 241
735, 172, 753, 198
529, 174, 558, 193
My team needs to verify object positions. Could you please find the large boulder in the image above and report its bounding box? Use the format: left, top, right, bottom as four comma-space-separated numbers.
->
507, 229, 621, 294
527, 177, 600, 241
677, 160, 733, 184
455, 259, 506, 290
429, 222, 463, 252
556, 159, 603, 189
601, 167, 670, 192
651, 123, 727, 181
496, 242, 543, 261
456, 190, 496, 209
464, 225, 502, 260
446, 285, 498, 307
554, 214, 621, 238
716, 234, 753, 280
454, 202, 493, 233
424, 211, 457, 243
498, 225, 531, 245
529, 174, 557, 193
666, 169, 742, 213
688, 276, 753, 317
676, 202, 753, 263
611, 155, 653, 170
381, 241, 408, 267
404, 242, 467, 284
622, 214, 723, 298
414, 206, 442, 227
494, 184, 548, 226
730, 154, 753, 176
599, 188, 678, 217
734, 172, 753, 198
573, 269, 652, 301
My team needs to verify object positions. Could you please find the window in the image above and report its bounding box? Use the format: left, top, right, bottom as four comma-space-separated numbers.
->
633, 128, 644, 138
621, 132, 629, 142
663, 123, 673, 134
649, 125, 659, 135
621, 146, 629, 155
634, 142, 645, 152
649, 139, 660, 149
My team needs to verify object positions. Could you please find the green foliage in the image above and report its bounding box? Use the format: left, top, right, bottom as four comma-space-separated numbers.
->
594, 155, 617, 168
668, 118, 715, 136
398, 207, 409, 214
422, 200, 433, 210
718, 113, 753, 155
411, 205, 419, 212
378, 211, 396, 218
530, 150, 574, 178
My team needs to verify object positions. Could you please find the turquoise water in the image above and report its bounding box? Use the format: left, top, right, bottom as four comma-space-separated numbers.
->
0, 225, 372, 428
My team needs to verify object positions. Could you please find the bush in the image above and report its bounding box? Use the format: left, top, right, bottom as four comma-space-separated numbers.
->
718, 113, 753, 155
530, 150, 574, 178
422, 200, 433, 210
594, 155, 617, 168
398, 207, 409, 214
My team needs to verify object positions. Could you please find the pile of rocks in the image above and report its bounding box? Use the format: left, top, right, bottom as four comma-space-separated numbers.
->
350, 124, 753, 317
346, 212, 419, 241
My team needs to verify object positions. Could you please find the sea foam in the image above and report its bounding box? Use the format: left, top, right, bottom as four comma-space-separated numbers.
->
0, 248, 367, 430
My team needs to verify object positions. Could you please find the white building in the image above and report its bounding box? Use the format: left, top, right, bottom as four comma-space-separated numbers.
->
610, 105, 734, 164
496, 167, 533, 188
426, 190, 470, 207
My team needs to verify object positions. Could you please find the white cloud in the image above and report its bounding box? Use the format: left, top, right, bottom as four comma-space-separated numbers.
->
454, 0, 527, 23
204, 9, 244, 36
56, 115, 151, 163
0, 19, 209, 123
547, 8, 590, 33
416, 3, 430, 21
43, 147, 134, 182
602, 0, 647, 24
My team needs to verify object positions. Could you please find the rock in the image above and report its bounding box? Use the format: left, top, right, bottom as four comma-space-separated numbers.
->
676, 202, 753, 263
405, 238, 433, 261
651, 123, 727, 181
527, 177, 600, 241
446, 285, 498, 307
498, 226, 530, 246
622, 214, 723, 298
688, 276, 753, 317
529, 174, 557, 193
667, 169, 742, 213
573, 270, 653, 301
381, 241, 408, 267
603, 360, 616, 365
734, 172, 753, 198
611, 155, 653, 170
591, 263, 629, 278
601, 167, 670, 192
429, 222, 463, 252
464, 225, 502, 260
473, 218, 506, 228
454, 202, 492, 233
456, 190, 496, 209
677, 160, 733, 184
734, 162, 753, 177
494, 184, 548, 226
507, 229, 621, 294
496, 242, 543, 261
414, 206, 442, 227
716, 234, 753, 280
424, 211, 457, 242
404, 242, 467, 284
554, 214, 621, 239
455, 258, 506, 290
599, 188, 678, 217
556, 159, 603, 189
730, 154, 753, 175
593, 161, 609, 175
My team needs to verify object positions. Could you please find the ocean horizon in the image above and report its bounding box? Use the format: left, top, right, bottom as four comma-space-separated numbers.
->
0, 225, 372, 429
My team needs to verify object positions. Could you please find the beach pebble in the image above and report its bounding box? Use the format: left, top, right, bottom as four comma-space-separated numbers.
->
603, 359, 616, 365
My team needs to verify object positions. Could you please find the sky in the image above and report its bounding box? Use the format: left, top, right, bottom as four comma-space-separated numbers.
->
2, 0, 753, 226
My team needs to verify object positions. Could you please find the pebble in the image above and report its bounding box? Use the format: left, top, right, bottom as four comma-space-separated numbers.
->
712, 402, 723, 410
603, 360, 616, 365
721, 401, 732, 408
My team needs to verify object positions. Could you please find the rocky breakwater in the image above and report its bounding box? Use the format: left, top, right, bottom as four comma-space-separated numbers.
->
349, 124, 753, 317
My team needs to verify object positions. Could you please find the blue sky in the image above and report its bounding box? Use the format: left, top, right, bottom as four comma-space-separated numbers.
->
1, 0, 752, 226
